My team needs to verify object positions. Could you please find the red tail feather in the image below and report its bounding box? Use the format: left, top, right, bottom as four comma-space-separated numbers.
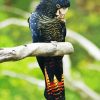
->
44, 68, 65, 100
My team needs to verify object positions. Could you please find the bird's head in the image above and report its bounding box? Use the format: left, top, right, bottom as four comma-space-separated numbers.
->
36, 0, 70, 19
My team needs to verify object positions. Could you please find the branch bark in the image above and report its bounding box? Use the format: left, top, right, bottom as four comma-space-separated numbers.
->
0, 18, 28, 29
0, 18, 99, 61
0, 42, 74, 63
1, 70, 45, 87
0, 6, 30, 18
67, 30, 100, 61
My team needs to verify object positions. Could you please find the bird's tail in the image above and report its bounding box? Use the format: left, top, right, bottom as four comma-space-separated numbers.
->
36, 56, 65, 100
44, 68, 65, 100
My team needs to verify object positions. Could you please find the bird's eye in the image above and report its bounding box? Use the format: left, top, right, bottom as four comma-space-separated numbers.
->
56, 4, 61, 9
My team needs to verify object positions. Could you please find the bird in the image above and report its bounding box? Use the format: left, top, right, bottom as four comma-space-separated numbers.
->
28, 0, 70, 100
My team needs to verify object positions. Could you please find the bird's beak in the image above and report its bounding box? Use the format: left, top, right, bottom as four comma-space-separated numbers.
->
56, 8, 68, 21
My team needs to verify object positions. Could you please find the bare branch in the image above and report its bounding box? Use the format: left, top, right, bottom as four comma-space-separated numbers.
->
1, 70, 45, 87
2, 69, 100, 100
63, 55, 71, 79
0, 6, 30, 18
63, 55, 100, 100
67, 30, 100, 61
0, 18, 99, 61
86, 66, 100, 72
0, 18, 28, 29
66, 80, 100, 100
0, 42, 74, 63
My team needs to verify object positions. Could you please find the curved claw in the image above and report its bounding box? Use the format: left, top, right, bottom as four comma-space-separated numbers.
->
51, 41, 58, 47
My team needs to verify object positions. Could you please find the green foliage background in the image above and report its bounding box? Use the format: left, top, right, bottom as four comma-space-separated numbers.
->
0, 0, 100, 100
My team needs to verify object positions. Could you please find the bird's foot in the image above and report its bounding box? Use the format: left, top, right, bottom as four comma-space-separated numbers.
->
51, 41, 57, 47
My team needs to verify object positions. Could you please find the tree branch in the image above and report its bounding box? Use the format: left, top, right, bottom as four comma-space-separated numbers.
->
0, 18, 28, 29
0, 18, 99, 61
63, 55, 100, 100
67, 30, 100, 61
0, 42, 74, 63
2, 69, 100, 100
0, 6, 30, 18
1, 70, 45, 87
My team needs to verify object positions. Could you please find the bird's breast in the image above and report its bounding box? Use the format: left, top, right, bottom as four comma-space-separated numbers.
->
38, 16, 65, 42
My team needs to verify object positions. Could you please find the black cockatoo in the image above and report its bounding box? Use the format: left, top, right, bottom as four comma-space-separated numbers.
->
28, 0, 70, 100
